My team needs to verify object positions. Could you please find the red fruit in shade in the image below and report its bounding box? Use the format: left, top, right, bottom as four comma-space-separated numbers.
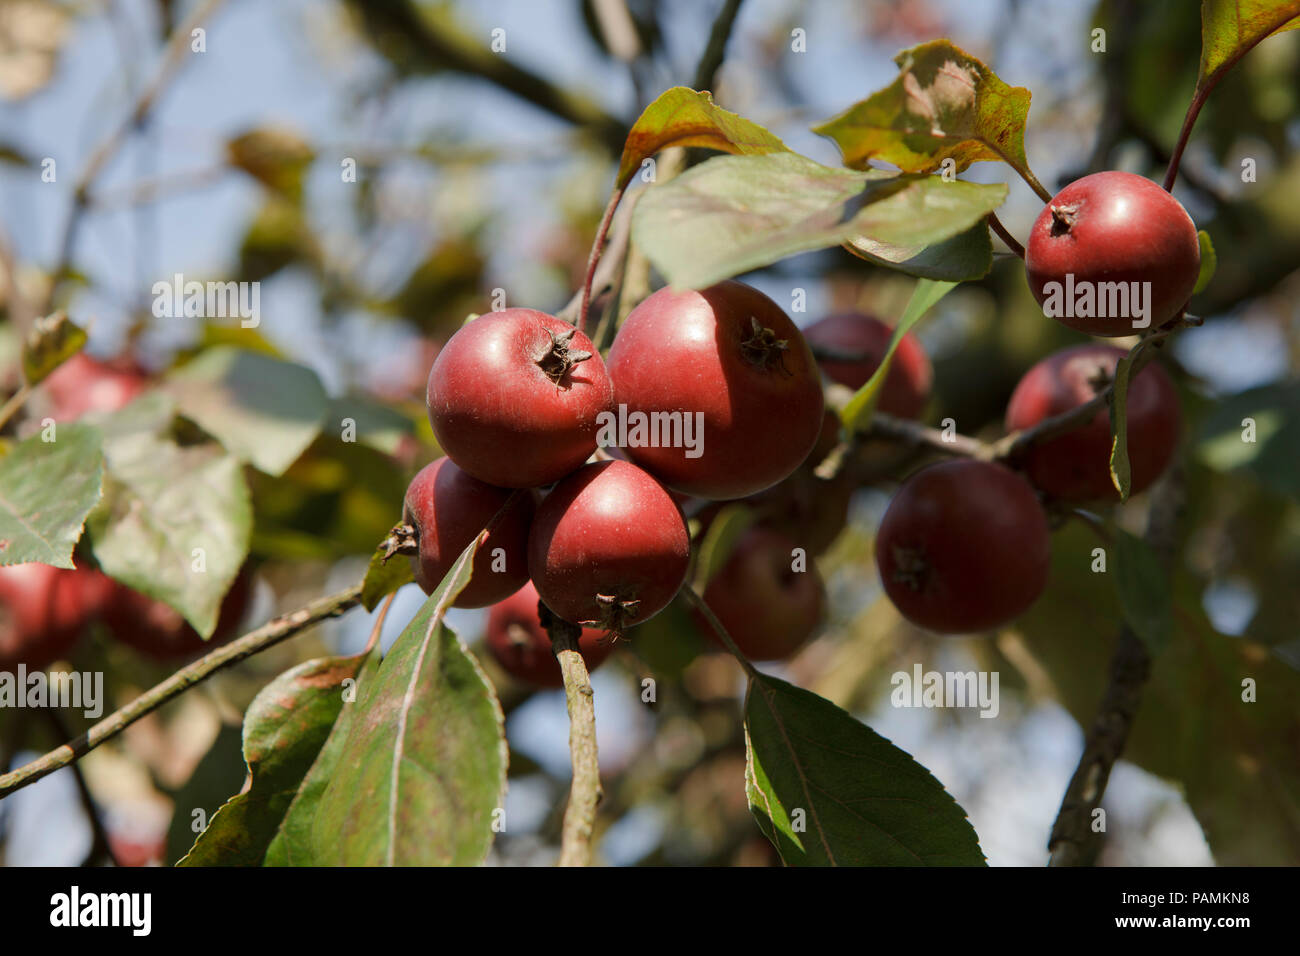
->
527, 460, 690, 631
699, 527, 825, 661
425, 309, 614, 488
485, 582, 612, 688
803, 313, 933, 418
104, 571, 253, 661
43, 353, 147, 422
1004, 345, 1182, 501
604, 281, 825, 500
0, 564, 112, 670
402, 456, 535, 607
1025, 171, 1200, 336
875, 460, 1051, 634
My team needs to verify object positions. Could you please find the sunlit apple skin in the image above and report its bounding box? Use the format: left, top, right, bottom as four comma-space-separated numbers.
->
1025, 171, 1200, 336
605, 282, 825, 500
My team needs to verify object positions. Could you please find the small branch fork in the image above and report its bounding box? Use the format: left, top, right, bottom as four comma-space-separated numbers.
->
818, 315, 1196, 478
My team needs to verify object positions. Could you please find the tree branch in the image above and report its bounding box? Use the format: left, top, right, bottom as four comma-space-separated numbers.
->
692, 0, 747, 92
1047, 459, 1186, 865
539, 604, 601, 866
0, 584, 363, 800
52, 0, 227, 298
350, 0, 626, 154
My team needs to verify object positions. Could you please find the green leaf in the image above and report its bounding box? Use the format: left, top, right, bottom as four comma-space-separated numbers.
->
632, 151, 1006, 290
1192, 230, 1216, 294
178, 649, 375, 866
168, 347, 328, 476
691, 503, 756, 592
21, 312, 87, 387
88, 403, 251, 637
238, 197, 309, 281
1017, 521, 1300, 865
326, 395, 417, 457
813, 39, 1046, 198
745, 674, 985, 865
226, 127, 315, 201
1107, 347, 1137, 500
1198, 1, 1300, 92
840, 279, 955, 433
361, 545, 414, 612
310, 537, 507, 865
264, 648, 382, 865
845, 220, 994, 281
1112, 528, 1173, 654
0, 424, 102, 568
1196, 383, 1300, 500
616, 86, 788, 190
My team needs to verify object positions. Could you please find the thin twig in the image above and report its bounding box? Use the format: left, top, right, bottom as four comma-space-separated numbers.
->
539, 604, 601, 867
351, 0, 626, 154
0, 385, 33, 433
692, 0, 747, 92
682, 586, 759, 680
41, 710, 119, 867
1047, 460, 1186, 865
986, 212, 1025, 260
1164, 85, 1214, 192
863, 410, 995, 461
576, 187, 628, 333
52, 0, 228, 298
0, 584, 364, 800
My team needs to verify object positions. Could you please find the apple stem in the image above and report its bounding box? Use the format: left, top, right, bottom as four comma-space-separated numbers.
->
578, 185, 629, 333
682, 585, 760, 680
986, 213, 1025, 260
1164, 84, 1214, 192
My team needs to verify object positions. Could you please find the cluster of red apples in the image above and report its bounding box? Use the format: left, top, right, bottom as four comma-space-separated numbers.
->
411, 169, 1198, 686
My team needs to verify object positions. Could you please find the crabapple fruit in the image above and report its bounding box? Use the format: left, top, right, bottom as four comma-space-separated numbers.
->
527, 460, 689, 632
1004, 344, 1181, 501
1025, 171, 1200, 336
402, 457, 535, 608
485, 581, 612, 687
699, 527, 824, 661
803, 313, 932, 418
875, 460, 1050, 634
425, 309, 613, 488
0, 564, 112, 670
605, 281, 824, 500
104, 570, 253, 661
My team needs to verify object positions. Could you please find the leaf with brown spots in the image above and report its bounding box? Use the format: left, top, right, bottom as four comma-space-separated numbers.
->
812, 40, 1044, 197
178, 649, 376, 866
615, 86, 787, 190
1199, 1, 1300, 91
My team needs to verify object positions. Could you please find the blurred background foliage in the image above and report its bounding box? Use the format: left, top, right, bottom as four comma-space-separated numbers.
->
0, 0, 1297, 866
